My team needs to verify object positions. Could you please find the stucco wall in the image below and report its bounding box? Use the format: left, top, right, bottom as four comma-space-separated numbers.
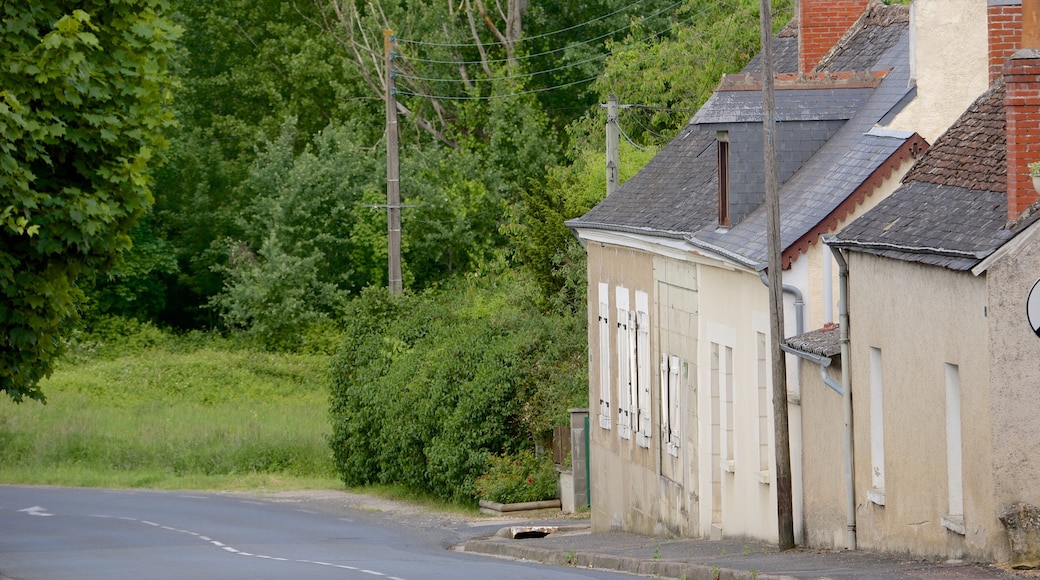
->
887, 0, 989, 143
800, 358, 848, 549
847, 253, 996, 560
985, 226, 1040, 535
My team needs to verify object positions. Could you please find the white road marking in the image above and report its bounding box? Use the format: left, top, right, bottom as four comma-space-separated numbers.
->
85, 513, 406, 578
18, 506, 53, 517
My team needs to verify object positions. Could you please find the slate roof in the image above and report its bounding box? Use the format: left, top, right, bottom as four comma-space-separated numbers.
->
568, 4, 915, 271
831, 80, 1040, 271
573, 126, 718, 237
687, 6, 913, 269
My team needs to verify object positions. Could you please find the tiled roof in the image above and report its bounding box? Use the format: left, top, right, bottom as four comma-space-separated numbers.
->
785, 323, 841, 358
815, 4, 909, 72
831, 81, 1030, 271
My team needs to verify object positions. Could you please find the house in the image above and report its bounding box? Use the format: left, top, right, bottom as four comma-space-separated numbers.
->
567, 0, 924, 543
785, 2, 1040, 562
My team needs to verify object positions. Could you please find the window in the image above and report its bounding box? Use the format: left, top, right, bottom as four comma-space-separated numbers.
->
598, 283, 611, 430
616, 287, 632, 440
869, 347, 885, 505
660, 354, 682, 456
717, 131, 731, 227
943, 363, 965, 535
757, 332, 770, 479
635, 291, 652, 448
724, 345, 734, 467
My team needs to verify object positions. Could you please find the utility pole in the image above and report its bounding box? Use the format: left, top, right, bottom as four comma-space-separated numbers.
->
760, 0, 795, 550
384, 29, 403, 296
605, 94, 620, 196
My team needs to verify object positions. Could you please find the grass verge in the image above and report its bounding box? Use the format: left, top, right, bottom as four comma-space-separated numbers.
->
0, 334, 340, 492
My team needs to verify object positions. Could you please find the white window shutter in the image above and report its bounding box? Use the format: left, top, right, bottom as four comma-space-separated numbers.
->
598, 283, 611, 429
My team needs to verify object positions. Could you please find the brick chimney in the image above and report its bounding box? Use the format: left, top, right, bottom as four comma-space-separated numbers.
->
798, 0, 870, 74
1004, 0, 1040, 221
989, 1, 1022, 85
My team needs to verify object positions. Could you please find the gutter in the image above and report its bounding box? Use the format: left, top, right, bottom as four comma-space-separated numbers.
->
828, 238, 993, 260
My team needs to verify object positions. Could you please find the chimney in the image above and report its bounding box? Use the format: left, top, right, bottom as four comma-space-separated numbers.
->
989, 1, 1023, 85
1004, 1, 1040, 221
798, 0, 870, 74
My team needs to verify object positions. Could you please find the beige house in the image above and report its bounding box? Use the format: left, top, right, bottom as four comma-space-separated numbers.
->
785, 1, 1040, 563
569, 0, 925, 543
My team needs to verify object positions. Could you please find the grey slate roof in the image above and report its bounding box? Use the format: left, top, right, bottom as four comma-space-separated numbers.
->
572, 125, 718, 238
568, 4, 913, 267
831, 81, 1037, 270
691, 87, 873, 125
687, 13, 913, 268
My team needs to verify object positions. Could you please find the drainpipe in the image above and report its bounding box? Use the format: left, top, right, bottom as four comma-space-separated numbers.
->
759, 271, 804, 336
828, 242, 857, 551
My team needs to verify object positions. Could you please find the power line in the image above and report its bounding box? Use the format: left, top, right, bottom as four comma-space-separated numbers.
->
390, 4, 719, 102
395, 0, 685, 67
394, 0, 655, 49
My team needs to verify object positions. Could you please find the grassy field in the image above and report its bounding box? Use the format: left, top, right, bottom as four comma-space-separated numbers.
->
0, 330, 342, 491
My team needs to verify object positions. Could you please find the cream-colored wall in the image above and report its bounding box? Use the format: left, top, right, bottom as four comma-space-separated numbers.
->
847, 253, 996, 560
985, 226, 1040, 545
886, 0, 989, 143
586, 241, 659, 534
800, 359, 848, 549
696, 263, 779, 542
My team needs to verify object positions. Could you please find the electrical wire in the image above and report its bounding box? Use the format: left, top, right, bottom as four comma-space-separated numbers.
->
395, 0, 685, 67
391, 3, 719, 102
394, 0, 654, 48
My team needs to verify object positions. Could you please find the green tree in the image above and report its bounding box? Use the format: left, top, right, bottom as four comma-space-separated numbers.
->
0, 1, 180, 401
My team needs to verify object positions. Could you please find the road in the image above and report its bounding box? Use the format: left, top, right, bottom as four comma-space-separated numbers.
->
0, 485, 627, 580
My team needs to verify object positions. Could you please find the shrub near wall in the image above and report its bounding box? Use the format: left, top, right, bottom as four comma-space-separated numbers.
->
327, 273, 586, 503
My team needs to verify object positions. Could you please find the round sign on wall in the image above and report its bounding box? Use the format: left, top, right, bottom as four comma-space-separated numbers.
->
1028, 278, 1040, 339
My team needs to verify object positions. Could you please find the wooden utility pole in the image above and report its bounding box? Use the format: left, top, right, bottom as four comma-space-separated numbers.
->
384, 29, 403, 296
605, 94, 620, 196
760, 0, 795, 550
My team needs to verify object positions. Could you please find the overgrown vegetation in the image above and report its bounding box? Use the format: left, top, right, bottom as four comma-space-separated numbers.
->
328, 272, 587, 502
475, 450, 559, 504
0, 323, 335, 489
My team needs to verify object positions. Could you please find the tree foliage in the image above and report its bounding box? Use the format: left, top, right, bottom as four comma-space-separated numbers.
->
0, 1, 179, 401
328, 273, 587, 502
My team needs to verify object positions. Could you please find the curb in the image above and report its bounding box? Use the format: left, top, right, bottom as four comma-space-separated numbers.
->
459, 538, 796, 580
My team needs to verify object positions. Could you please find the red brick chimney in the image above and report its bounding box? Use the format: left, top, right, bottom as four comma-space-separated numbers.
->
1004, 0, 1040, 221
798, 0, 870, 74
989, 2, 1022, 85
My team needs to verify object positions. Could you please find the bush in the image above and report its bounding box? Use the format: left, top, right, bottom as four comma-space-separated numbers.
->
474, 450, 558, 504
327, 272, 587, 503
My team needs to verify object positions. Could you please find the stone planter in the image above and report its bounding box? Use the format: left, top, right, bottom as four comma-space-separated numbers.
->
478, 498, 562, 517
1032, 174, 1040, 195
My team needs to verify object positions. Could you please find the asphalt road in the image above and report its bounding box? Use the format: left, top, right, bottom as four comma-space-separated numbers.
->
0, 485, 624, 580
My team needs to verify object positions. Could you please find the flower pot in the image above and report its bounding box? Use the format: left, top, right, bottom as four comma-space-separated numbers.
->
1032, 174, 1040, 195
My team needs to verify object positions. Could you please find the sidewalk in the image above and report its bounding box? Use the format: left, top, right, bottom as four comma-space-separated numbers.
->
459, 523, 1026, 579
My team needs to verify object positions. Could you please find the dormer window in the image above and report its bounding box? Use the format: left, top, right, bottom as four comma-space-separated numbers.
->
717, 131, 731, 228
